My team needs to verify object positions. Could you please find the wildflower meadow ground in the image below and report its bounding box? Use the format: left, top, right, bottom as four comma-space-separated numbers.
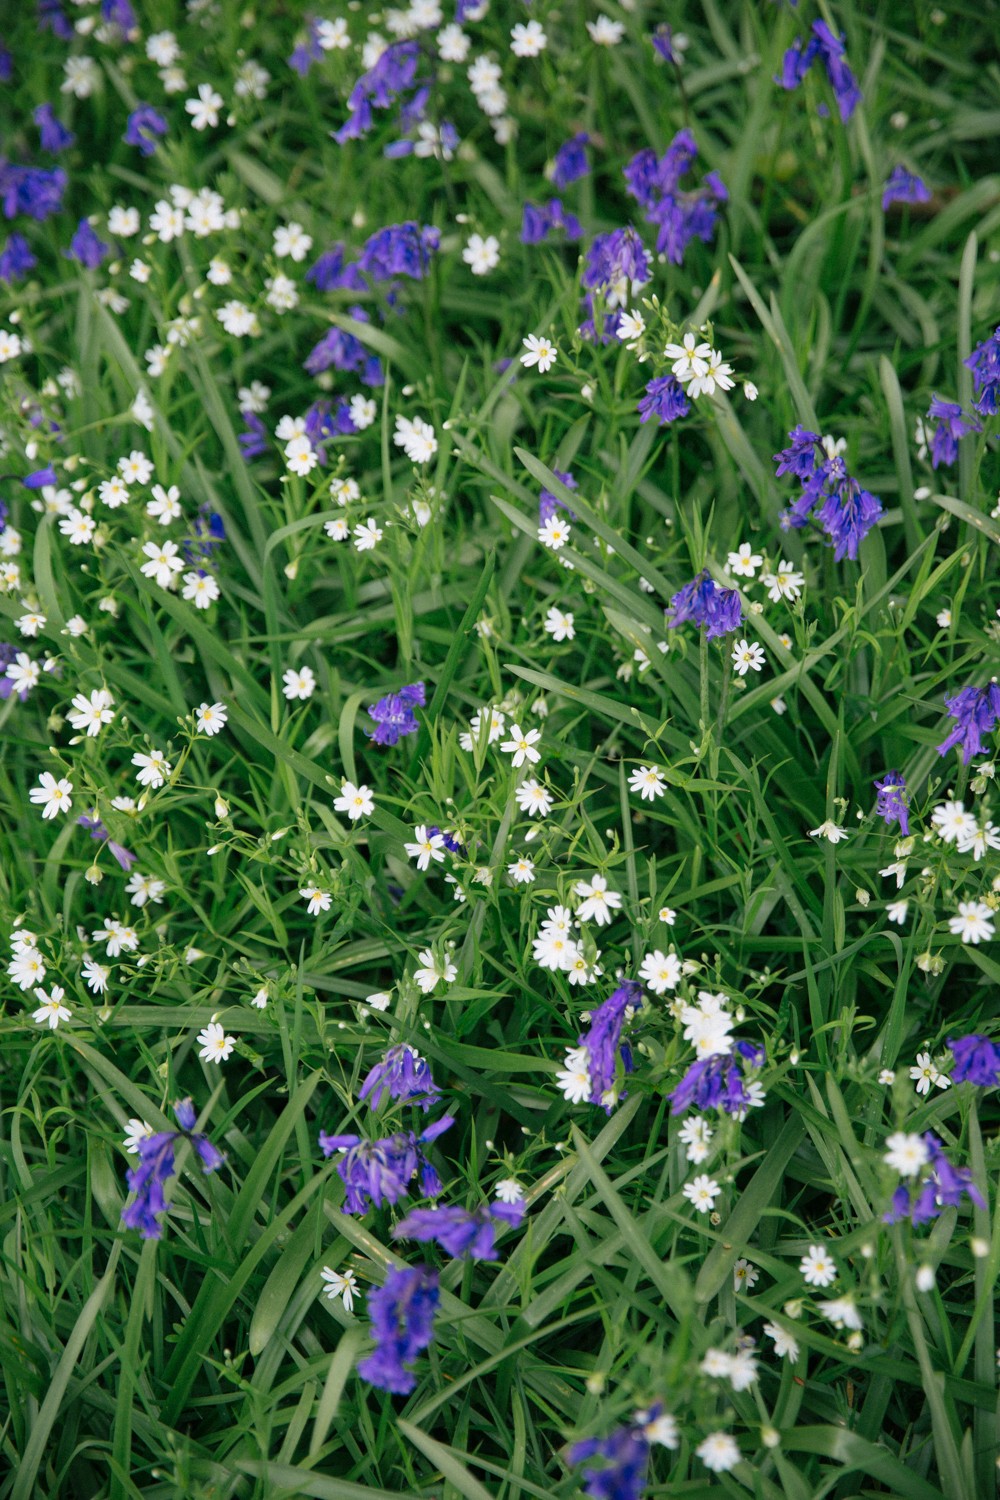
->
2, 1, 1000, 1496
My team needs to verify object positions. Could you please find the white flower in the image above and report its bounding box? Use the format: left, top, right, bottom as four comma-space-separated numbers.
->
688, 348, 735, 399
459, 706, 506, 752
500, 724, 542, 768
349, 394, 377, 429
68, 688, 116, 737
799, 1245, 837, 1288
678, 1115, 713, 1164
353, 517, 384, 551
438, 23, 470, 61
809, 820, 849, 844
728, 542, 762, 578
683, 1174, 721, 1212
59, 509, 96, 545
32, 986, 71, 1029
511, 20, 547, 55
587, 16, 625, 45
123, 1118, 154, 1153
125, 872, 166, 907
29, 772, 74, 820
81, 956, 110, 993
195, 701, 228, 736
538, 514, 571, 550
300, 884, 332, 916
931, 799, 977, 844
763, 1322, 799, 1360
664, 332, 711, 383
185, 83, 224, 131
909, 1051, 950, 1096
949, 900, 995, 944
316, 17, 350, 50
239, 380, 271, 414
508, 856, 535, 884
119, 450, 153, 486
639, 1410, 678, 1447
16, 611, 45, 638
574, 874, 622, 926
733, 1257, 759, 1292
638, 949, 681, 994
543, 606, 575, 641
147, 483, 182, 524
217, 300, 259, 338
282, 666, 316, 701
743, 381, 758, 401
616, 310, 646, 349
92, 920, 139, 958
731, 639, 765, 676
884, 1131, 930, 1177
495, 1178, 524, 1204
405, 824, 447, 871
334, 781, 374, 821
393, 414, 438, 464
556, 1046, 592, 1103
413, 946, 457, 993
182, 571, 221, 609
133, 750, 172, 788
320, 1266, 358, 1313
628, 764, 666, 801
762, 561, 804, 602
8, 946, 46, 989
273, 221, 313, 261
886, 899, 909, 925
140, 539, 185, 589
99, 476, 131, 509
515, 779, 553, 817
818, 1295, 864, 1331
520, 334, 558, 372
146, 30, 180, 65
197, 1021, 236, 1063
463, 232, 500, 275
6, 653, 40, 695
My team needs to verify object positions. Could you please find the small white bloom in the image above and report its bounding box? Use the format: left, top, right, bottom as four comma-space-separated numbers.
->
334, 781, 374, 821
197, 1020, 236, 1062
520, 333, 558, 372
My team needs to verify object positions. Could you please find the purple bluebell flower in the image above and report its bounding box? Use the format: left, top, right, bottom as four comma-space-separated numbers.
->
34, 104, 75, 154
882, 167, 931, 212
358, 222, 439, 282
925, 394, 981, 468
304, 322, 370, 379
577, 981, 644, 1109
77, 812, 137, 872
289, 17, 326, 77
124, 105, 168, 157
23, 465, 58, 490
539, 469, 577, 525
306, 243, 366, 292
0, 233, 38, 284
668, 1041, 765, 1117
884, 1133, 985, 1227
318, 1115, 453, 1213
359, 1045, 441, 1113
426, 825, 465, 856
38, 0, 73, 39
333, 41, 421, 144
774, 429, 882, 561
874, 772, 909, 836
937, 683, 1000, 764
237, 410, 268, 460
623, 131, 726, 265
368, 681, 425, 746
666, 572, 743, 638
182, 505, 226, 568
358, 1265, 439, 1394
637, 376, 690, 426
65, 220, 110, 269
551, 133, 590, 189
778, 20, 862, 122
394, 1200, 525, 1260
651, 25, 684, 63
569, 1404, 672, 1500
121, 1098, 225, 1240
520, 199, 583, 245
0, 50, 11, 83
580, 227, 651, 341
947, 1035, 1000, 1088
101, 0, 137, 31
0, 163, 67, 222
964, 328, 1000, 417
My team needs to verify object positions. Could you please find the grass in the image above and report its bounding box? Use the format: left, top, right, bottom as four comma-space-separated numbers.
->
0, 1, 999, 1497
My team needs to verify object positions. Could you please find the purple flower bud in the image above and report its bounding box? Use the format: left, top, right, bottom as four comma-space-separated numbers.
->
34, 104, 75, 154
937, 682, 1000, 764
124, 105, 168, 158
358, 1265, 439, 1394
925, 393, 981, 468
359, 1044, 441, 1113
577, 980, 644, 1108
668, 1042, 765, 1118
319, 1115, 453, 1214
1, 163, 67, 222
393, 1199, 525, 1260
637, 375, 690, 426
947, 1035, 1000, 1088
65, 219, 110, 269
666, 571, 743, 638
551, 133, 590, 189
965, 327, 1000, 417
882, 166, 931, 212
367, 681, 425, 746
121, 1098, 224, 1240
873, 772, 909, 836
237, 410, 268, 461
0, 232, 36, 284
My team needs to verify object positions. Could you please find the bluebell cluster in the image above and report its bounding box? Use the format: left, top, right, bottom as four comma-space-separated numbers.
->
120, 1099, 224, 1240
